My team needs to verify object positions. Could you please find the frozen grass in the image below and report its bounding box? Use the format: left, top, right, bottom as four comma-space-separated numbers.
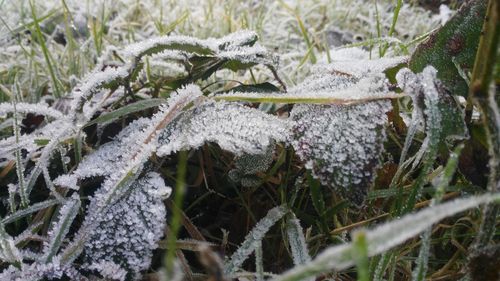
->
0, 1, 498, 281
0, 0, 442, 101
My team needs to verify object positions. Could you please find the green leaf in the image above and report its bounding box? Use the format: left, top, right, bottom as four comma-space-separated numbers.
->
409, 0, 487, 97
84, 98, 167, 127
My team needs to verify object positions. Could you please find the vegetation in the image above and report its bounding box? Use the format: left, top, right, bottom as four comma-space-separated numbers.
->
0, 0, 498, 280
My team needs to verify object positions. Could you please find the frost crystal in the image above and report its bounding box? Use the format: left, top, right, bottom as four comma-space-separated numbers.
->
0, 257, 79, 281
0, 102, 64, 120
291, 101, 390, 205
286, 55, 398, 205
86, 261, 128, 281
83, 172, 171, 279
157, 100, 290, 157
229, 143, 275, 187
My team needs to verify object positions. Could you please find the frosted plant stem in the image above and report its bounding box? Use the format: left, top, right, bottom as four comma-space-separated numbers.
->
412, 144, 462, 281
12, 85, 28, 209
224, 205, 289, 276
255, 241, 264, 281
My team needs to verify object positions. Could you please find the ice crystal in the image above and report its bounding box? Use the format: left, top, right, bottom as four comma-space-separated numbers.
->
228, 143, 275, 188
286, 214, 311, 266
157, 100, 290, 157
86, 261, 128, 281
0, 257, 80, 281
55, 84, 203, 190
83, 172, 171, 279
224, 205, 288, 275
42, 195, 81, 263
0, 102, 64, 120
291, 101, 391, 205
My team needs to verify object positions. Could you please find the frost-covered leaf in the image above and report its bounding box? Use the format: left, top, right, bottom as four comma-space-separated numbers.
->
394, 66, 468, 203
0, 223, 22, 264
285, 213, 311, 267
55, 85, 203, 190
224, 205, 288, 276
83, 172, 171, 279
0, 257, 81, 281
42, 195, 81, 263
157, 100, 290, 157
291, 101, 391, 205
0, 102, 64, 120
59, 85, 201, 265
287, 63, 396, 205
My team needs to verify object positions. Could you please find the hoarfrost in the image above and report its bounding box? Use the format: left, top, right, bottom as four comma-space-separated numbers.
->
0, 102, 64, 120
287, 65, 395, 205
86, 260, 128, 281
157, 100, 290, 157
286, 214, 311, 266
224, 205, 289, 275
273, 193, 500, 281
83, 172, 170, 279
229, 143, 275, 188
0, 257, 80, 281
291, 101, 391, 205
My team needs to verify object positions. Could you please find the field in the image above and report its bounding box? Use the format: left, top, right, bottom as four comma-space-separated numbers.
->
0, 0, 498, 280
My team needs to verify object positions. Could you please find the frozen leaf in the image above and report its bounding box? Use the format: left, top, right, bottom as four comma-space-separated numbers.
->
396, 66, 468, 180
285, 213, 311, 267
291, 101, 391, 205
0, 102, 64, 120
42, 195, 81, 263
157, 100, 290, 157
83, 172, 171, 279
224, 205, 288, 275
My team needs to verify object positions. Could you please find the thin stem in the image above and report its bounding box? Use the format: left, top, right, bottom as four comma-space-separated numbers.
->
164, 150, 188, 276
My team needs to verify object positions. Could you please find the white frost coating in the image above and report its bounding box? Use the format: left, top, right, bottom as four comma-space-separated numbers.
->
213, 74, 401, 104
84, 173, 171, 279
316, 55, 408, 78
60, 85, 201, 266
42, 195, 81, 262
286, 214, 311, 266
291, 101, 391, 205
55, 84, 203, 190
86, 261, 127, 281
272, 193, 500, 281
157, 100, 290, 157
0, 257, 80, 281
70, 66, 130, 115
0, 102, 64, 120
224, 205, 288, 275
0, 119, 70, 163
